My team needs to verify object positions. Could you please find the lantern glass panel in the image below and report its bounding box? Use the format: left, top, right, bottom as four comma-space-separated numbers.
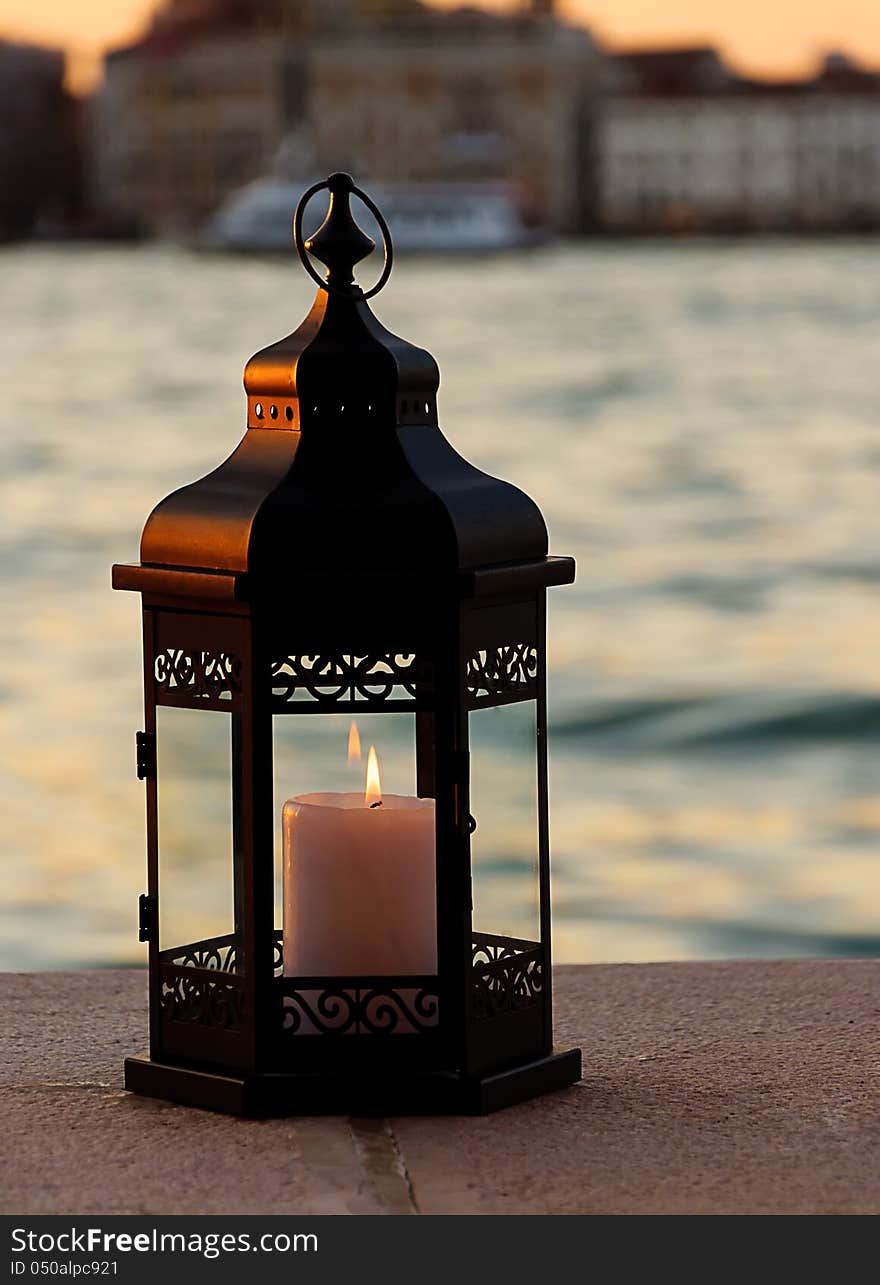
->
273, 712, 437, 980
155, 706, 240, 964
469, 701, 541, 946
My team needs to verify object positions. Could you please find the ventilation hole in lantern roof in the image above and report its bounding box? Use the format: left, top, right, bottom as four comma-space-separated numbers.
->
269, 404, 278, 419
254, 402, 263, 419
285, 406, 293, 421
401, 399, 408, 413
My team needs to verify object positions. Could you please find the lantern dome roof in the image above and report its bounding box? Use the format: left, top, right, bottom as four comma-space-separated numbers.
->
114, 175, 573, 607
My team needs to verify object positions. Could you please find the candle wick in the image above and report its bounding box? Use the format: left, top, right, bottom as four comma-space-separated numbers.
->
369, 800, 383, 809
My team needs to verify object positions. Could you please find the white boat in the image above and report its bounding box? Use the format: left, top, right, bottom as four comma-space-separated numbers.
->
200, 177, 547, 255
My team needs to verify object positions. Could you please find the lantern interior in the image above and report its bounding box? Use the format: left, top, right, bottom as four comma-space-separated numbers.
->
272, 710, 440, 1045
469, 701, 541, 946
156, 706, 239, 962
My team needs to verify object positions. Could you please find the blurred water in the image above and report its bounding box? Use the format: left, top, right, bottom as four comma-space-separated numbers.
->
2, 238, 880, 968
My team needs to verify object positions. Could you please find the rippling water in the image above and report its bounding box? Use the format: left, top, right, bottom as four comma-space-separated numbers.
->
3, 238, 880, 968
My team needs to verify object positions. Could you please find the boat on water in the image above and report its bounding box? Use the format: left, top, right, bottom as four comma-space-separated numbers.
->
200, 177, 548, 255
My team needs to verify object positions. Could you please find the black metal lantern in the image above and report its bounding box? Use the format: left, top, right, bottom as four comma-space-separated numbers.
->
113, 174, 581, 1116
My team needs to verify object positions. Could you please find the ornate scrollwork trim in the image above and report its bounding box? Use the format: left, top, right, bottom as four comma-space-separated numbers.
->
279, 984, 439, 1036
165, 938, 240, 974
270, 653, 428, 708
154, 648, 242, 702
466, 642, 538, 704
471, 939, 544, 1021
160, 966, 244, 1031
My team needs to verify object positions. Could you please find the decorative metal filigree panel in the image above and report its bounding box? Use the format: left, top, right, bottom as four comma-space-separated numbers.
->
271, 653, 428, 709
160, 968, 244, 1031
466, 643, 538, 705
472, 936, 543, 1020
280, 985, 439, 1036
166, 939, 240, 974
162, 934, 284, 977
154, 648, 242, 702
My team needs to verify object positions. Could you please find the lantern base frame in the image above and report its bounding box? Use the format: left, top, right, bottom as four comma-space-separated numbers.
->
123, 1047, 582, 1117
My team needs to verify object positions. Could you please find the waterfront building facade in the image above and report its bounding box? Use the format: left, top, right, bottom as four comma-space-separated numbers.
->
91, 15, 292, 230
599, 50, 880, 232
91, 0, 604, 234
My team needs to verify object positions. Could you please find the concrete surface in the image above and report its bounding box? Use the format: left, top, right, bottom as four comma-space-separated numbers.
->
2, 962, 879, 1215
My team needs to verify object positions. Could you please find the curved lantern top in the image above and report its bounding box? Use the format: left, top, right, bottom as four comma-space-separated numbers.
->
116, 175, 574, 606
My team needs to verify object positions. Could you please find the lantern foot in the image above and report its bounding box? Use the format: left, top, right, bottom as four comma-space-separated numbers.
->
123, 1048, 582, 1118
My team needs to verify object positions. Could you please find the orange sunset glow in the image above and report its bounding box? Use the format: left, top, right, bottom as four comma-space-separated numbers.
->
2, 0, 880, 92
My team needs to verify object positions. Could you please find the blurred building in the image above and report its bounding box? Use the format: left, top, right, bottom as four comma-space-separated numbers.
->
91, 1, 297, 231
0, 41, 81, 238
308, 3, 604, 231
90, 0, 605, 233
599, 49, 880, 232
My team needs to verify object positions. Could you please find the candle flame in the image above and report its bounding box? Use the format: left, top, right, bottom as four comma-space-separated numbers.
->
365, 745, 382, 806
347, 720, 361, 762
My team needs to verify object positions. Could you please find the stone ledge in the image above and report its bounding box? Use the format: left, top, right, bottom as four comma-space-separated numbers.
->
2, 962, 879, 1214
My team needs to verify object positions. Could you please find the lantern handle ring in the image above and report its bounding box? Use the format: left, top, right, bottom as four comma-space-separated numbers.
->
293, 176, 394, 302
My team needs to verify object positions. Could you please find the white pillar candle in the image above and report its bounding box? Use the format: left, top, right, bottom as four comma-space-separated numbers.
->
282, 791, 437, 976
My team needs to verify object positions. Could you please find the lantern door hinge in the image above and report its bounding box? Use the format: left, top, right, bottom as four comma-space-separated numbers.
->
138, 893, 155, 943
136, 730, 156, 780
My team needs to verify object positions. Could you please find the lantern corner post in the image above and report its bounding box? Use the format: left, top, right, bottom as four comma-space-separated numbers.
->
430, 606, 473, 1084
536, 590, 554, 1056
236, 612, 278, 1073
141, 603, 161, 1063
